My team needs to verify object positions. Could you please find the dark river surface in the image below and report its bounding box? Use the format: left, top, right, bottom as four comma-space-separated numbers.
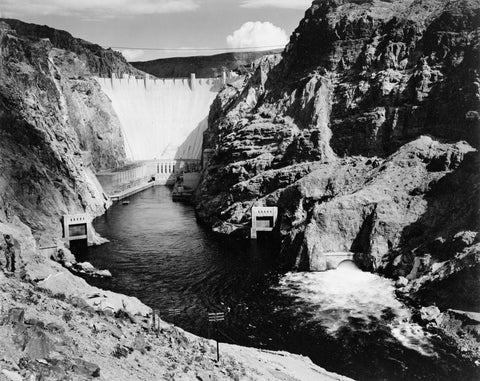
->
79, 186, 479, 381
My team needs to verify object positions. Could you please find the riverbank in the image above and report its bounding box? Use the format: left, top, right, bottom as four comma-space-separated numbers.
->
78, 187, 480, 380
0, 224, 352, 381
0, 272, 353, 381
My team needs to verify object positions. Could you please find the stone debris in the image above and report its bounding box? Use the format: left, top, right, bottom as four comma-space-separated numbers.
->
395, 276, 409, 288
37, 271, 151, 316
196, 370, 214, 380
5, 308, 24, 325
133, 333, 147, 354
1, 369, 23, 381
70, 261, 112, 277
22, 327, 51, 360
419, 306, 442, 324
0, 273, 350, 380
69, 358, 101, 378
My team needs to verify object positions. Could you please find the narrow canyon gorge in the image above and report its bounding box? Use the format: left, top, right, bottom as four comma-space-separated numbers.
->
0, 0, 479, 380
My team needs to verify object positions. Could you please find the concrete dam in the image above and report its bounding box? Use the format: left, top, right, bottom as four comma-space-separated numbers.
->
95, 74, 224, 161
94, 73, 226, 194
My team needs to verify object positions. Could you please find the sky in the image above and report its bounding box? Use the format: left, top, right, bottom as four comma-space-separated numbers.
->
0, 0, 312, 61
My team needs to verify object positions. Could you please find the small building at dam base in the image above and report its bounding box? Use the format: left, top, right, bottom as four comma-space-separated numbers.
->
96, 159, 201, 200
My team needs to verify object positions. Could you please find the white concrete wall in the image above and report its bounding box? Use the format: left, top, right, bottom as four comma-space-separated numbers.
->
96, 164, 149, 194
95, 75, 223, 161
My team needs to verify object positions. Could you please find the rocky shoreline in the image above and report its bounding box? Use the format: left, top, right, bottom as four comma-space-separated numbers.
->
0, 267, 353, 381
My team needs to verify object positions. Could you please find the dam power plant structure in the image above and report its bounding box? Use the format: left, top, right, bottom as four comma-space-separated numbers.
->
94, 72, 231, 199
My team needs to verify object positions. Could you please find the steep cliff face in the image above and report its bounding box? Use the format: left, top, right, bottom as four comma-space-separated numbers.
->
0, 19, 128, 249
0, 19, 140, 77
197, 0, 480, 295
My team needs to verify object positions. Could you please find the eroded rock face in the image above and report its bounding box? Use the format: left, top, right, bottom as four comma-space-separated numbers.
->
196, 0, 480, 287
0, 20, 128, 245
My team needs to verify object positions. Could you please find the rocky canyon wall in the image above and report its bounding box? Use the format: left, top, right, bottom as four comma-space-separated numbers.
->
196, 0, 480, 304
95, 75, 224, 160
0, 19, 128, 253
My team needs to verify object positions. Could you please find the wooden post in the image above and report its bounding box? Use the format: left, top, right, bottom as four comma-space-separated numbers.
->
152, 309, 155, 330
208, 312, 225, 362
216, 330, 220, 362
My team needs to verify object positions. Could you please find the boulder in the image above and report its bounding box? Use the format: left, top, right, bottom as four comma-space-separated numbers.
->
51, 247, 76, 265
23, 327, 51, 360
133, 334, 146, 354
38, 271, 151, 316
70, 358, 100, 378
112, 345, 130, 359
24, 318, 45, 328
77, 262, 95, 272
5, 308, 25, 325
419, 306, 442, 324
71, 262, 112, 277
395, 276, 409, 288
1, 370, 23, 381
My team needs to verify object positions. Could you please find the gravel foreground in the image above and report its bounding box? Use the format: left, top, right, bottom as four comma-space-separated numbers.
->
0, 271, 353, 381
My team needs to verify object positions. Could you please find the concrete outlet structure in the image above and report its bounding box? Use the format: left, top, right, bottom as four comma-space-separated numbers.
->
323, 252, 356, 270
250, 206, 278, 239
63, 214, 88, 249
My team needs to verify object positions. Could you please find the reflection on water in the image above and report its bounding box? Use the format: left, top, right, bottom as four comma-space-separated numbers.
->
79, 186, 479, 381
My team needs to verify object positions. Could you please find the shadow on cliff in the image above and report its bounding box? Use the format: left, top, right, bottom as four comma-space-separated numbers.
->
271, 5, 480, 161
392, 150, 480, 310
174, 116, 207, 161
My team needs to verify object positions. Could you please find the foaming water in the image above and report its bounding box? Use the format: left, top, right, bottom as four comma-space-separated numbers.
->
276, 266, 436, 357
78, 187, 479, 381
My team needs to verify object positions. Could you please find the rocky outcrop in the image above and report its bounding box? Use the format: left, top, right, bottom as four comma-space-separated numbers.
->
0, 19, 129, 247
196, 0, 480, 295
0, 19, 140, 77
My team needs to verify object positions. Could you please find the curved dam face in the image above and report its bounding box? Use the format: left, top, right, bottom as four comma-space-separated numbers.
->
95, 74, 224, 161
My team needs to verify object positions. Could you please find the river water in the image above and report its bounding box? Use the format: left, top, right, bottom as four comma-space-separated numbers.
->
80, 186, 478, 381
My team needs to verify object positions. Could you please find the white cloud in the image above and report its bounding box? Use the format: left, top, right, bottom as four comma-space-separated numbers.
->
240, 0, 312, 10
226, 21, 288, 51
116, 49, 145, 61
1, 0, 199, 17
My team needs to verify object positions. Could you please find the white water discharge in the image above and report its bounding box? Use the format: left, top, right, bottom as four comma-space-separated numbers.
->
276, 264, 436, 357
95, 75, 223, 160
